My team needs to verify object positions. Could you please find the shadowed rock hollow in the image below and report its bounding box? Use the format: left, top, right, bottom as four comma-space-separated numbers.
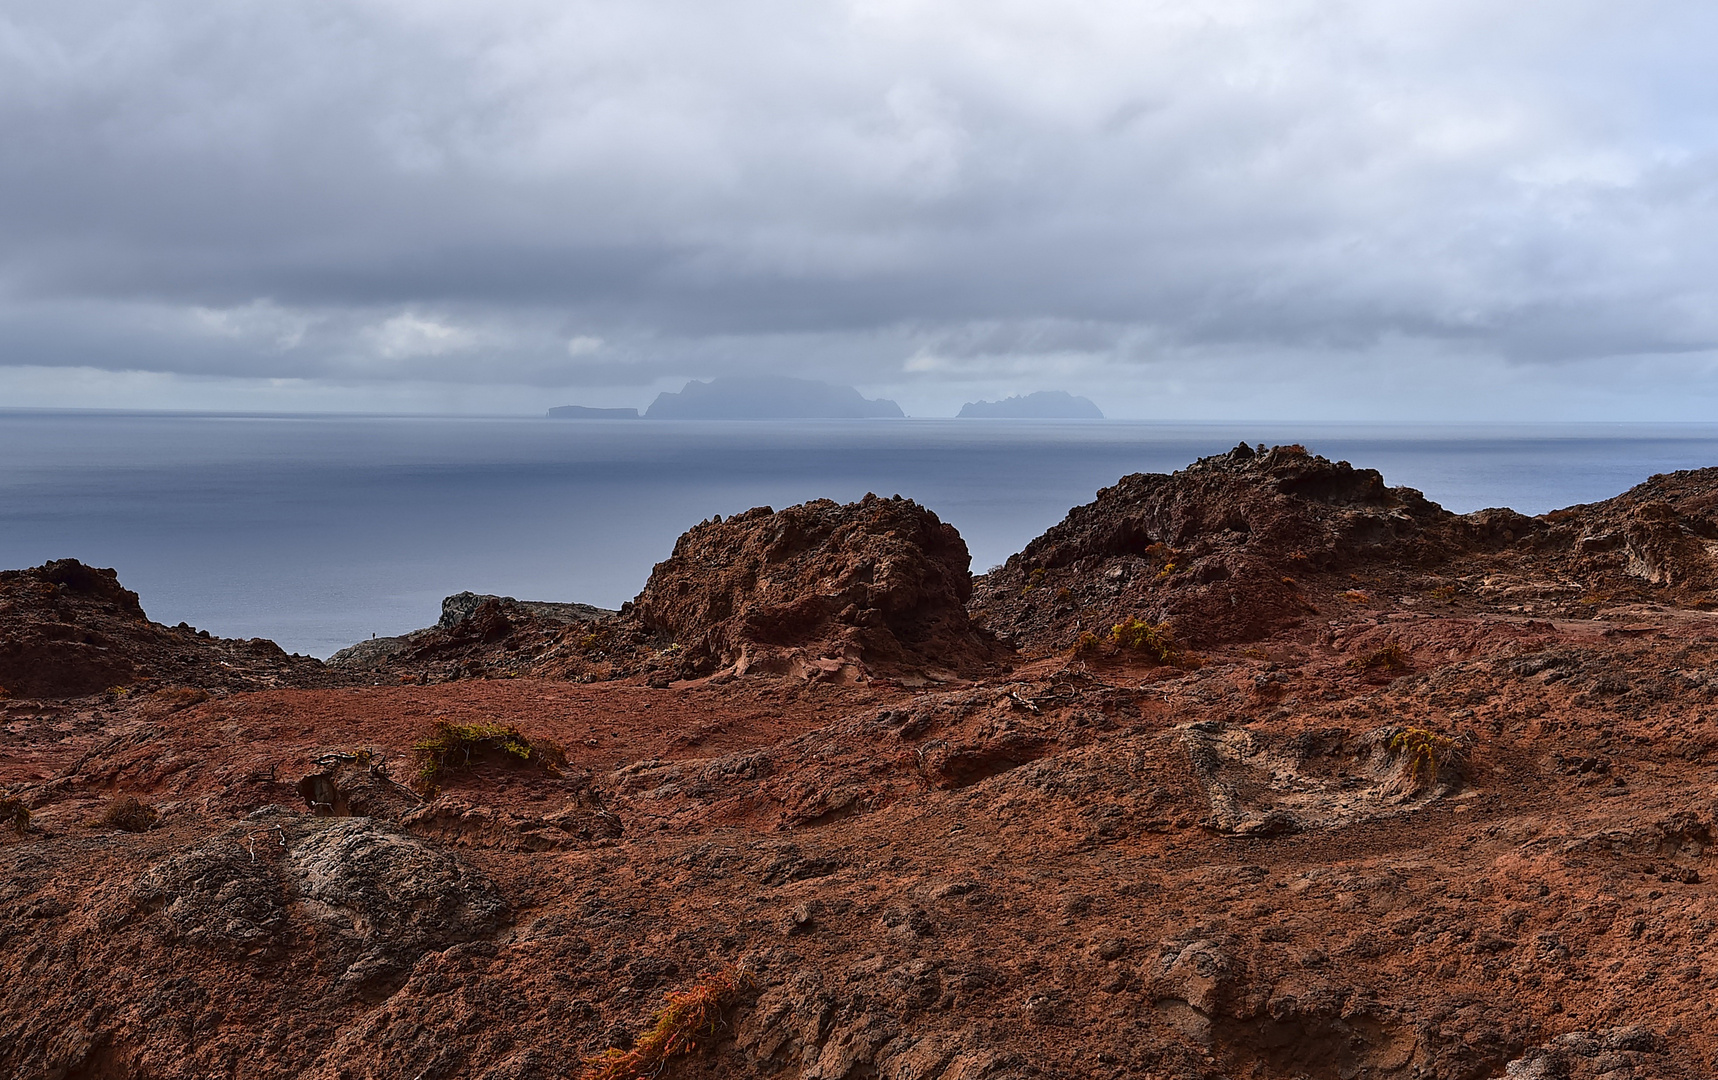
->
632, 494, 1003, 681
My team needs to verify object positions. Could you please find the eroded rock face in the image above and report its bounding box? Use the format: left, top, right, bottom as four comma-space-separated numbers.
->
631, 494, 1003, 680
1548, 468, 1718, 592
971, 444, 1458, 648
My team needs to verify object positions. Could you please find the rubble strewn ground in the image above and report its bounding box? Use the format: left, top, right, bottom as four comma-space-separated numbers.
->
4, 445, 1717, 1079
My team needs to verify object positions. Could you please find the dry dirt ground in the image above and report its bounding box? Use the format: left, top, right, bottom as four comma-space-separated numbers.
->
4, 446, 1718, 1080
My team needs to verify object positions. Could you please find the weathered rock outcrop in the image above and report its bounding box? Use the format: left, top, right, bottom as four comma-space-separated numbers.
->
0, 559, 330, 697
971, 443, 1459, 648
973, 448, 1718, 655
327, 592, 616, 677
1542, 467, 1718, 593
631, 494, 1004, 680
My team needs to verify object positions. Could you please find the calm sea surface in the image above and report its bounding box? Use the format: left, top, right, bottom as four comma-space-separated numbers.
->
5, 412, 1718, 658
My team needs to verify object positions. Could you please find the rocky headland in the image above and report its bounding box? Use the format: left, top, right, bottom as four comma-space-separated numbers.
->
4, 444, 1718, 1079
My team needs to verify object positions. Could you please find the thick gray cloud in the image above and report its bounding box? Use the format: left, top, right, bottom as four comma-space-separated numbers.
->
3, 0, 1718, 416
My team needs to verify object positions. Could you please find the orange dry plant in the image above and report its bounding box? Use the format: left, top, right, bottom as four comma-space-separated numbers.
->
581, 967, 751, 1080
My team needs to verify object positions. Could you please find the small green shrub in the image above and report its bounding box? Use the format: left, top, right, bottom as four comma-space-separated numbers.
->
412, 720, 566, 787
1110, 618, 1180, 664
1388, 728, 1467, 793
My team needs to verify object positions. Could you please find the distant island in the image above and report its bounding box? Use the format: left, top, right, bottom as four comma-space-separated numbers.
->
644, 376, 904, 419
957, 390, 1103, 419
546, 405, 639, 419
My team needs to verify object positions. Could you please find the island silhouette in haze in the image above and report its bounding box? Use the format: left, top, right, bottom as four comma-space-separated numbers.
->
548, 376, 903, 420
957, 390, 1103, 418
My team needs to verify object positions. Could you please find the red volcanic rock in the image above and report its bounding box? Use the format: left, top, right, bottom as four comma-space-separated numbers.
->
0, 559, 330, 698
971, 443, 1458, 649
631, 494, 1002, 680
1545, 467, 1718, 592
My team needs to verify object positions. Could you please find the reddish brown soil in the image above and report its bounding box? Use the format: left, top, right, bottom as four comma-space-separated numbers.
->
4, 449, 1718, 1080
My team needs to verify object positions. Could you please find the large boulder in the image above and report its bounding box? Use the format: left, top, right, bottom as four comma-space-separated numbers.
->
631, 494, 1002, 680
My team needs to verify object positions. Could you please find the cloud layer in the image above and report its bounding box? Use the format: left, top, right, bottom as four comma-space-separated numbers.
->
4, 0, 1718, 416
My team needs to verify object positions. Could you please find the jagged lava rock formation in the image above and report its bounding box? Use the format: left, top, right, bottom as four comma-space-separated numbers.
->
632, 494, 1004, 682
971, 441, 1718, 652
972, 442, 1462, 648
5, 448, 1718, 1079
329, 496, 1002, 686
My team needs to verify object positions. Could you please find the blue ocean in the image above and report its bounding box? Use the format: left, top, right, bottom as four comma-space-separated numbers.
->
5, 411, 1718, 658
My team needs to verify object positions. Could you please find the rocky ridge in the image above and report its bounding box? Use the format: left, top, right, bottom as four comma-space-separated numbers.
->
0, 559, 333, 698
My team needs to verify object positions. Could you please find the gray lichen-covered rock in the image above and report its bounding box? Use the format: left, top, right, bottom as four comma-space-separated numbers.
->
288, 818, 508, 998
129, 816, 506, 1000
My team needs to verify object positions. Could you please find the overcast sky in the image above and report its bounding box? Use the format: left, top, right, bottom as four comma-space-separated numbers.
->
3, 0, 1718, 418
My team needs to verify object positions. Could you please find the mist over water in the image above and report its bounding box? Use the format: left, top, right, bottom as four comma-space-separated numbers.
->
5, 411, 1718, 659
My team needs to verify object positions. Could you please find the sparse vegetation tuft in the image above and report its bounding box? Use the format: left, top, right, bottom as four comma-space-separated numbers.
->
412, 719, 566, 787
578, 625, 616, 653
582, 967, 752, 1080
1349, 641, 1411, 674
1387, 728, 1468, 794
1110, 618, 1180, 664
87, 794, 159, 832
